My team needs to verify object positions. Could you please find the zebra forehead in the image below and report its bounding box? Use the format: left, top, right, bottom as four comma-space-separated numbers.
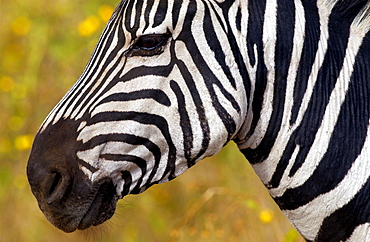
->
118, 0, 179, 35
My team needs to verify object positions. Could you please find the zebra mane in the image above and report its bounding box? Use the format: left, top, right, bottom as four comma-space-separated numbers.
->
353, 2, 370, 31
319, 0, 370, 32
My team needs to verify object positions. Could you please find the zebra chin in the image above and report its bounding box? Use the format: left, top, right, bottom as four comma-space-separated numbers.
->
27, 118, 120, 232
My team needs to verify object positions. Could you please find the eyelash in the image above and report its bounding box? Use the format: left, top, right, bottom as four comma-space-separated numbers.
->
129, 34, 171, 56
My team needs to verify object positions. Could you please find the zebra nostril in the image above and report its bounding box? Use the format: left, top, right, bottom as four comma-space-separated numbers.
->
46, 170, 71, 204
49, 172, 62, 196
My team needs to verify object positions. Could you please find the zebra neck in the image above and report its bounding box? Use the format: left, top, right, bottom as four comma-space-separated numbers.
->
231, 0, 370, 240
233, 0, 370, 182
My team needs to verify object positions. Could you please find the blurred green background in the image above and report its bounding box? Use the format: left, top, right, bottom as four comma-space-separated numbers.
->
0, 0, 304, 241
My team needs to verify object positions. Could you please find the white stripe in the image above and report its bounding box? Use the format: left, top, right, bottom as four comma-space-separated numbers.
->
77, 120, 165, 144
348, 223, 370, 242
129, 0, 138, 29
148, 0, 160, 28
353, 2, 370, 33
171, 0, 190, 38
90, 99, 170, 118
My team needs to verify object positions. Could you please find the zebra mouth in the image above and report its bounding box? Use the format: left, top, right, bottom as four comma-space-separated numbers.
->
77, 180, 118, 230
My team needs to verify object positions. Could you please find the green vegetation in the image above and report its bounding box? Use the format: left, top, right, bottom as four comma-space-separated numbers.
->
0, 0, 304, 241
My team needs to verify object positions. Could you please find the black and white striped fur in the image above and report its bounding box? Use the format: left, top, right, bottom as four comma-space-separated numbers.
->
27, 0, 370, 240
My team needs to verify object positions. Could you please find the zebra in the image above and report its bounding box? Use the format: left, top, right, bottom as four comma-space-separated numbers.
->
26, 0, 370, 240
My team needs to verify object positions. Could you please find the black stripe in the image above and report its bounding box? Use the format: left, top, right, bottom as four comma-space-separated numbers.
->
333, 0, 368, 20
290, 1, 320, 125
120, 171, 132, 196
257, 2, 355, 185
170, 80, 194, 167
100, 154, 147, 193
124, 0, 143, 39
236, 6, 242, 32
117, 63, 174, 81
203, 2, 237, 89
77, 159, 98, 173
95, 89, 171, 107
80, 50, 126, 114
243, 0, 268, 142
172, 0, 183, 29
143, 0, 154, 31
153, 0, 168, 28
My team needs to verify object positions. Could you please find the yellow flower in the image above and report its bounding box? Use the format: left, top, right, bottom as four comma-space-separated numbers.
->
12, 16, 31, 36
0, 76, 15, 92
259, 209, 274, 224
14, 134, 33, 151
78, 16, 101, 37
98, 5, 114, 23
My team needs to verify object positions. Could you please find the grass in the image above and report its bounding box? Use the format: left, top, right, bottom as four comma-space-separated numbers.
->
0, 0, 304, 241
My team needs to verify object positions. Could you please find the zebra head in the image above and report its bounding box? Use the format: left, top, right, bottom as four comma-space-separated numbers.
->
27, 0, 247, 232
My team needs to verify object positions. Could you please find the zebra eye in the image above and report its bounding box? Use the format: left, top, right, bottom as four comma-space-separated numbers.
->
130, 34, 170, 56
136, 35, 164, 49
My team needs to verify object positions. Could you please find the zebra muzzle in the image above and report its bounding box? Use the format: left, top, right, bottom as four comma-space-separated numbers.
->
27, 118, 119, 232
